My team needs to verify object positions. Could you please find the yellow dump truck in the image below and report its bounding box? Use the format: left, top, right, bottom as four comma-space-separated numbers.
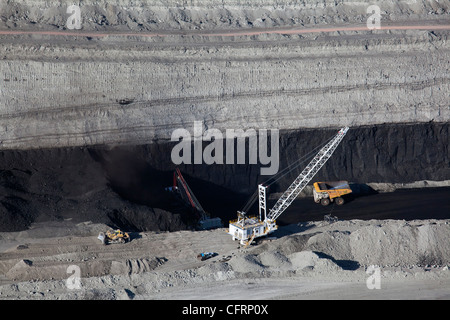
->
313, 181, 352, 206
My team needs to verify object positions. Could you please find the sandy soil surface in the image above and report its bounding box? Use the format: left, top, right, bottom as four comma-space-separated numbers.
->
0, 218, 448, 300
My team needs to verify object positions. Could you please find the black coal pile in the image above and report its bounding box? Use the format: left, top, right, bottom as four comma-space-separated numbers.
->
0, 122, 447, 232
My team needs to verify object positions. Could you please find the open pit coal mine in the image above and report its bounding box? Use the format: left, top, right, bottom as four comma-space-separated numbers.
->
0, 122, 448, 232
0, 0, 449, 234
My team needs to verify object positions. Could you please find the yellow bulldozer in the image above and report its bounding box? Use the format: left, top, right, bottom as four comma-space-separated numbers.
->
98, 229, 130, 245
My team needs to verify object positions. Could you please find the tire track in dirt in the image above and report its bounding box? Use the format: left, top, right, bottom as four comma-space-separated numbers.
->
0, 23, 449, 38
1, 77, 447, 120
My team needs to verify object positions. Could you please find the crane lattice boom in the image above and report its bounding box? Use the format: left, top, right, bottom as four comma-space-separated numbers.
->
265, 126, 349, 221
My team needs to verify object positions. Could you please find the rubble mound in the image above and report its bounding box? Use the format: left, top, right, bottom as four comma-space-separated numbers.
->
278, 220, 450, 268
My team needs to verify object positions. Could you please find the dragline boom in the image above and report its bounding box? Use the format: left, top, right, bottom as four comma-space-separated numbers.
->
265, 126, 349, 222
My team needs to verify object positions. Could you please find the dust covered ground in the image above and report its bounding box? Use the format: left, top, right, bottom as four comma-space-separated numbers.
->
0, 218, 449, 300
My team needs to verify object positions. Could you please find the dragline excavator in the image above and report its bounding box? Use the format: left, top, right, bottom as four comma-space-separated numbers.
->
228, 127, 349, 245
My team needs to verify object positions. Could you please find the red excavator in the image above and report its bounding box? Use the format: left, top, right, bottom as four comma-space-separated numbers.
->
166, 168, 222, 230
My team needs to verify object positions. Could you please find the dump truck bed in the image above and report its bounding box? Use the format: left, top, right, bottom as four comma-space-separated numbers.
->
315, 181, 351, 191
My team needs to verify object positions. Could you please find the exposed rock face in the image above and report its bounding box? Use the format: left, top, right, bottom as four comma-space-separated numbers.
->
0, 1, 448, 150
1, 31, 448, 150
0, 1, 448, 232
149, 122, 450, 193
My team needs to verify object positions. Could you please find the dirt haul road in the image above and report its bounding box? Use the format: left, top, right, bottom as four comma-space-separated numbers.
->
0, 218, 449, 300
